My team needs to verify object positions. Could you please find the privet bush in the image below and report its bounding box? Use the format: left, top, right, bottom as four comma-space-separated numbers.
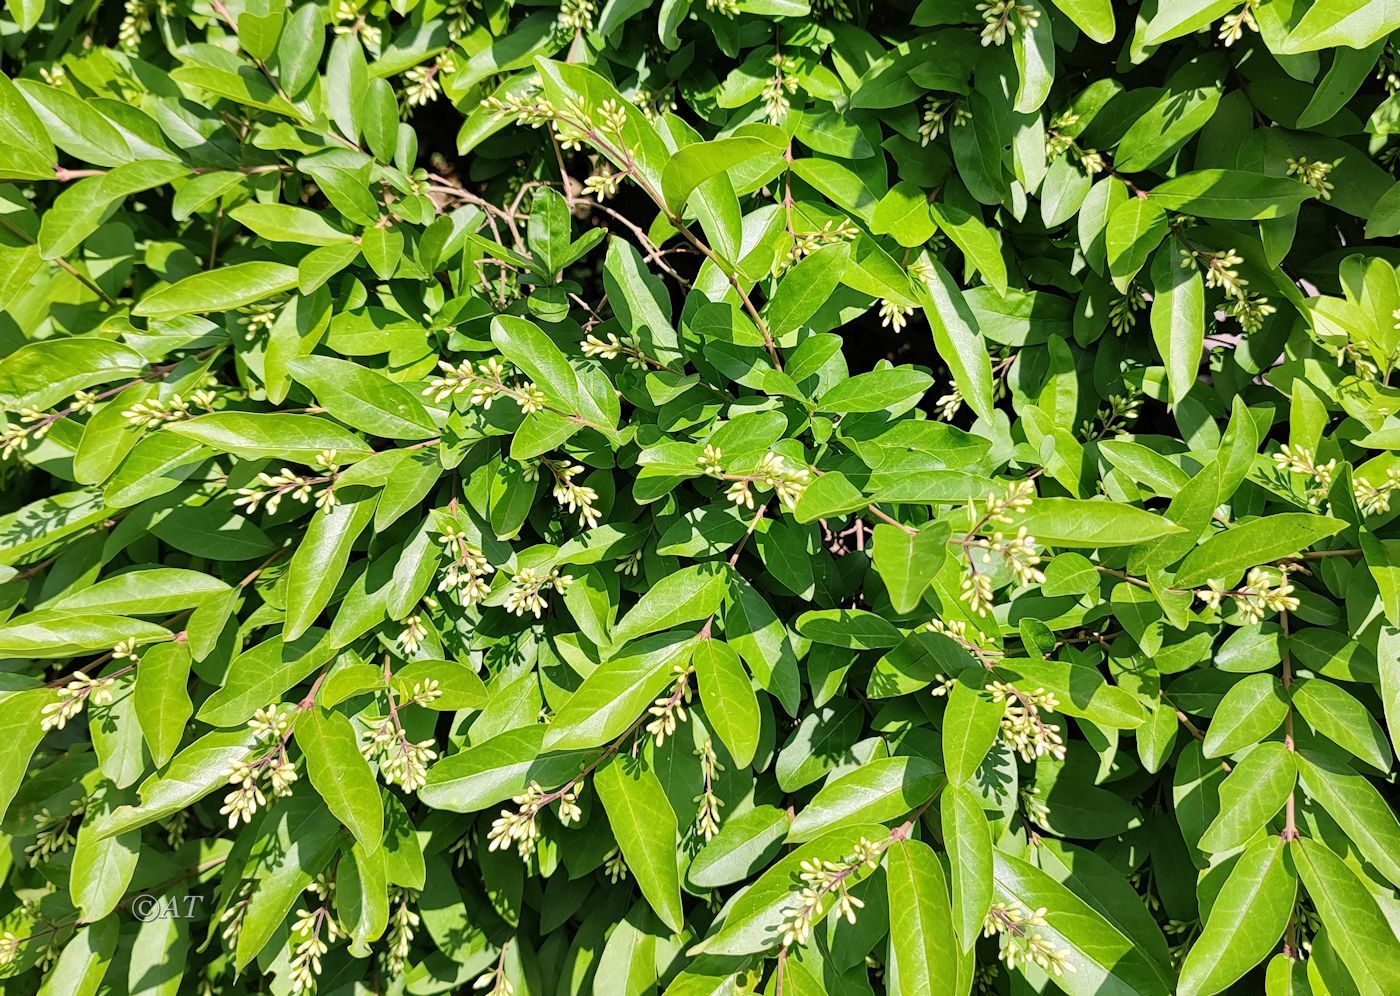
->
2, 0, 1400, 992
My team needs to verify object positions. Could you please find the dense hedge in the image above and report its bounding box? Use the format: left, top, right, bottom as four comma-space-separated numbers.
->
2, 0, 1400, 993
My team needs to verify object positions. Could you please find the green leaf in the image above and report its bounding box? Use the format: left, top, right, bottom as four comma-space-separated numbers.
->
1048, 0, 1115, 42
1278, 0, 1400, 53
327, 34, 369, 143
815, 367, 934, 414
1150, 170, 1318, 220
796, 608, 903, 649
71, 811, 139, 922
1291, 678, 1391, 771
1175, 514, 1347, 588
0, 689, 50, 820
1200, 742, 1295, 853
871, 181, 937, 247
134, 641, 193, 767
766, 242, 850, 340
296, 706, 383, 848
197, 630, 335, 727
38, 920, 118, 996
1143, 0, 1236, 44
39, 162, 188, 260
1295, 749, 1400, 888
288, 355, 437, 439
787, 756, 942, 842
992, 850, 1174, 995
595, 756, 685, 932
942, 673, 1004, 786
285, 495, 376, 640
1106, 198, 1169, 291
872, 520, 949, 614
692, 639, 759, 767
1202, 674, 1289, 757
885, 839, 958, 995
610, 563, 729, 648
0, 337, 148, 413
230, 203, 356, 246
1290, 837, 1400, 993
1012, 497, 1183, 548
168, 412, 372, 465
687, 805, 789, 888
661, 135, 783, 215
420, 725, 589, 812
792, 471, 869, 523
914, 254, 996, 421
543, 631, 696, 751
133, 262, 299, 319
89, 729, 258, 839
943, 784, 993, 951
1178, 837, 1295, 996
45, 568, 229, 616
1150, 239, 1205, 408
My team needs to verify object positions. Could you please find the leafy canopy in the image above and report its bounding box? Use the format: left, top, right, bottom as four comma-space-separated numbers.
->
1, 0, 1400, 993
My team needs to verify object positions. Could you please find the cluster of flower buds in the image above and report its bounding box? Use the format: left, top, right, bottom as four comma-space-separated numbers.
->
1184, 246, 1275, 333
776, 219, 860, 276
396, 615, 427, 656
121, 389, 216, 429
1218, 0, 1261, 44
1286, 155, 1337, 199
761, 52, 799, 123
486, 779, 581, 860
989, 682, 1067, 762
437, 525, 495, 604
402, 59, 443, 108
220, 708, 298, 829
645, 663, 693, 746
582, 169, 628, 202
472, 962, 515, 996
25, 804, 82, 865
918, 97, 970, 145
504, 566, 573, 618
1081, 392, 1144, 439
780, 837, 886, 948
983, 902, 1075, 976
1196, 565, 1300, 623
0, 405, 61, 459
288, 904, 341, 993
40, 672, 117, 732
220, 755, 296, 829
725, 451, 810, 511
1109, 283, 1148, 335
1355, 467, 1400, 515
581, 331, 648, 369
424, 357, 546, 414
1044, 113, 1106, 175
974, 527, 1047, 588
548, 460, 601, 528
385, 887, 420, 975
233, 450, 342, 516
603, 847, 628, 882
693, 737, 725, 842
878, 299, 914, 332
1272, 444, 1338, 508
976, 0, 1039, 46
362, 718, 438, 793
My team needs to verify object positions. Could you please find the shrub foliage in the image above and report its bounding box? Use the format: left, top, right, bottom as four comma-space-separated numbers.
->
2, 0, 1400, 992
